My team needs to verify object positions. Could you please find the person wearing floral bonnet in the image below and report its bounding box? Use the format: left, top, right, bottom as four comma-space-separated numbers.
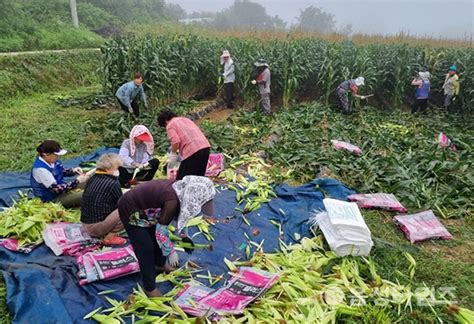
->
118, 125, 160, 187
117, 175, 215, 297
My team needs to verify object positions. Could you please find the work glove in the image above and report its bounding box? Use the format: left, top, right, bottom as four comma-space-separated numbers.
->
452, 96, 457, 102
131, 162, 141, 168
360, 96, 366, 100
181, 236, 195, 254
166, 250, 179, 267
251, 80, 257, 85
142, 162, 150, 169
72, 167, 83, 175
167, 152, 178, 164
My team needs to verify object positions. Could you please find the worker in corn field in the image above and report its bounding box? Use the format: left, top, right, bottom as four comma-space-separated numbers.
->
31, 140, 90, 208
336, 77, 365, 114
157, 110, 211, 180
118, 175, 215, 297
442, 65, 460, 113
411, 71, 431, 114
118, 125, 160, 187
251, 59, 271, 115
221, 50, 235, 108
115, 72, 148, 118
81, 153, 127, 245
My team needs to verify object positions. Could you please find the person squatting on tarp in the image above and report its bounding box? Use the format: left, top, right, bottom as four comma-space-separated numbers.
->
157, 110, 211, 180
80, 153, 126, 246
115, 72, 148, 118
411, 71, 431, 114
251, 59, 271, 115
442, 64, 460, 113
118, 125, 160, 188
336, 77, 365, 114
31, 140, 90, 208
118, 176, 215, 297
221, 50, 235, 109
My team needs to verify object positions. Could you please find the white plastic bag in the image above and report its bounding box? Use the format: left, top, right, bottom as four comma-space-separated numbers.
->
310, 199, 373, 257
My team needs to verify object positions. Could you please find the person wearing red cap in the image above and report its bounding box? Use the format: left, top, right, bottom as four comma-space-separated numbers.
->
118, 125, 160, 187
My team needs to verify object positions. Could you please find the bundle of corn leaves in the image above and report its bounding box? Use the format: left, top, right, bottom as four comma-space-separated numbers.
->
89, 236, 469, 323
220, 155, 278, 213
0, 195, 80, 247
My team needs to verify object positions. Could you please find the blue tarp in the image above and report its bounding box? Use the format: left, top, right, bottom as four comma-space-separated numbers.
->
0, 147, 119, 208
0, 149, 355, 323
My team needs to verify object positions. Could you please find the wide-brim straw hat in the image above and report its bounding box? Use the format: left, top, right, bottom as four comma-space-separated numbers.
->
254, 59, 269, 68
220, 50, 230, 58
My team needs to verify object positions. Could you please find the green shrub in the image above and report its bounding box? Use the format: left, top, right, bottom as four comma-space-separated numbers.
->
0, 35, 25, 52
0, 50, 101, 102
36, 26, 104, 50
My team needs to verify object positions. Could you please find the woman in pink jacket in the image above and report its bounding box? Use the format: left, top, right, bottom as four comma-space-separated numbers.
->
157, 110, 210, 180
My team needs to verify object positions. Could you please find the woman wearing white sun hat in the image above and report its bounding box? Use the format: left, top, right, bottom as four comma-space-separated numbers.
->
220, 50, 235, 108
336, 76, 365, 114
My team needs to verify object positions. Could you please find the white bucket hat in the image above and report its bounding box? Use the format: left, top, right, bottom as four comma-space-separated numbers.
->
354, 77, 365, 86
172, 176, 216, 233
220, 50, 230, 58
418, 71, 430, 81
220, 50, 230, 64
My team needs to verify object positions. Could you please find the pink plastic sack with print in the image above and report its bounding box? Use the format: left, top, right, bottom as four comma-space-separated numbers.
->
394, 210, 452, 243
438, 133, 457, 150
0, 238, 41, 254
77, 245, 140, 285
206, 153, 225, 177
348, 193, 407, 213
42, 222, 101, 256
198, 267, 279, 315
331, 140, 362, 155
175, 283, 217, 318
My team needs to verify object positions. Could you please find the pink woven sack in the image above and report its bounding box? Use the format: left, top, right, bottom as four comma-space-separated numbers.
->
348, 193, 407, 213
206, 153, 225, 177
394, 210, 452, 243
331, 140, 362, 155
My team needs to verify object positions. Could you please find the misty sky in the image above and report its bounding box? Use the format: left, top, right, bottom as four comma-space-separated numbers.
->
168, 0, 473, 39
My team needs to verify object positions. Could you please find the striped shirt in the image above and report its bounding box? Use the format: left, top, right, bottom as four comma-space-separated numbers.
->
166, 117, 210, 160
81, 174, 122, 224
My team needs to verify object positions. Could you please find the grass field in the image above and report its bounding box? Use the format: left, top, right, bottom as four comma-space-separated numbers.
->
0, 87, 111, 171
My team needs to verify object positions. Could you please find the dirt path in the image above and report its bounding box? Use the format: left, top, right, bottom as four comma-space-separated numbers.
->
198, 108, 234, 123
0, 48, 100, 56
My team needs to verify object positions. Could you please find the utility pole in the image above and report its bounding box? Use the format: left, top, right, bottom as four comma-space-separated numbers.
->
70, 0, 79, 28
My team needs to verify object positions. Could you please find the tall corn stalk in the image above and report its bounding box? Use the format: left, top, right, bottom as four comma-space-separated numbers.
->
100, 33, 473, 111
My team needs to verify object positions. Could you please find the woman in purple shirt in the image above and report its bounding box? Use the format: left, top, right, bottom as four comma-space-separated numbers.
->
118, 176, 215, 297
411, 71, 431, 114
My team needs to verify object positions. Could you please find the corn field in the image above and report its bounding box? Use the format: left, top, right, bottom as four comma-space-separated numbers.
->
101, 33, 473, 109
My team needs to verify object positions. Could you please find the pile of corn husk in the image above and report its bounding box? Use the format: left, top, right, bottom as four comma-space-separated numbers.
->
0, 195, 80, 247
219, 155, 278, 213
88, 235, 466, 323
